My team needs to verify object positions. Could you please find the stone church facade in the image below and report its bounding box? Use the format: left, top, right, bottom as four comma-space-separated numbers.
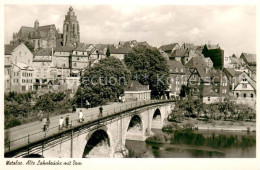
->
63, 6, 80, 46
11, 6, 80, 50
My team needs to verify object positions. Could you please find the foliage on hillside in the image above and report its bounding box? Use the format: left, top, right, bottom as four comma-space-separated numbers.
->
4, 91, 72, 129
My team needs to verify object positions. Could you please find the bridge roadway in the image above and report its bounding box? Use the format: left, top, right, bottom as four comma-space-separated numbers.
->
4, 100, 172, 155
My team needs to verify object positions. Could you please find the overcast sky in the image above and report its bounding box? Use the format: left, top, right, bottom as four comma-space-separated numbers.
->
4, 5, 256, 56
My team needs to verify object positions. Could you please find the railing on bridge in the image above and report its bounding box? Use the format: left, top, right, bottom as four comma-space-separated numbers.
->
4, 99, 174, 156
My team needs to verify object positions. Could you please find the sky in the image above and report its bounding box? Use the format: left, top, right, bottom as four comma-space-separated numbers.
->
4, 4, 256, 57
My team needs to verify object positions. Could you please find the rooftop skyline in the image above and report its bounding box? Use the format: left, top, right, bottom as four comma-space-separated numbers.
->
4, 5, 256, 56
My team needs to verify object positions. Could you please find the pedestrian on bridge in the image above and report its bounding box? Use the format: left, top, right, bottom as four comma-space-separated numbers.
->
42, 117, 47, 132
99, 106, 103, 118
65, 115, 70, 128
46, 116, 50, 132
78, 110, 83, 122
59, 117, 64, 130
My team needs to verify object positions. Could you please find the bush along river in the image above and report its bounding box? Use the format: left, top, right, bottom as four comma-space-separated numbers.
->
125, 127, 256, 158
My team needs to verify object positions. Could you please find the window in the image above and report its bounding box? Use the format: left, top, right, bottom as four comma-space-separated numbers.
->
244, 93, 246, 98
222, 89, 226, 93
215, 89, 218, 93
74, 63, 77, 66
77, 57, 79, 60
242, 84, 247, 88
251, 94, 254, 98
236, 93, 239, 98
208, 97, 210, 101
63, 64, 66, 67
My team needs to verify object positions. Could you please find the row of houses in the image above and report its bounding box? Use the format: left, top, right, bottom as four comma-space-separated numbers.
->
161, 42, 256, 106
4, 40, 149, 93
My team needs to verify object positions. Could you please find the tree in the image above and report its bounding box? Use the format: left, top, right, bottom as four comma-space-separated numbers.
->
106, 46, 111, 57
17, 39, 35, 52
124, 44, 170, 98
75, 56, 131, 107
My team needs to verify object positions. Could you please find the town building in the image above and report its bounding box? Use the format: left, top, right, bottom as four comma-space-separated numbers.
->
202, 43, 224, 69
4, 43, 34, 92
53, 46, 76, 79
123, 80, 151, 102
71, 43, 90, 77
232, 72, 256, 107
167, 60, 189, 98
32, 48, 54, 90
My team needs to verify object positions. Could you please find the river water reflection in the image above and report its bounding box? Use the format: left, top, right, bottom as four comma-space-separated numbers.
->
125, 130, 256, 158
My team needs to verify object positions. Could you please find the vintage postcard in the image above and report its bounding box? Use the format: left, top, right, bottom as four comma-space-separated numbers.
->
1, 0, 259, 170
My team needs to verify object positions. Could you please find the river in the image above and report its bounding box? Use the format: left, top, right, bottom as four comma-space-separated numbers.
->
125, 129, 256, 158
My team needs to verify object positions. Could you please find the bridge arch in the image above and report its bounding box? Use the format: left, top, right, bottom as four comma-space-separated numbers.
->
124, 114, 145, 141
153, 108, 161, 120
83, 128, 111, 158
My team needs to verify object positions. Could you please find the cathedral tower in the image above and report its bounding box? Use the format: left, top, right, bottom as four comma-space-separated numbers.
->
63, 6, 80, 46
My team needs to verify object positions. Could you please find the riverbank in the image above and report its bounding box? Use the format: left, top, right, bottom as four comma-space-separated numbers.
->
170, 118, 256, 132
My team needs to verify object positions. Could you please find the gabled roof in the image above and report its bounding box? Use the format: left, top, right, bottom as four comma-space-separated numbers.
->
74, 43, 87, 51
34, 48, 52, 56
159, 43, 179, 52
19, 26, 34, 34
185, 57, 207, 68
182, 43, 195, 50
109, 45, 131, 54
54, 46, 76, 52
94, 44, 109, 51
230, 55, 241, 65
203, 86, 219, 97
240, 53, 256, 66
138, 41, 150, 47
5, 43, 21, 55
167, 60, 186, 73
223, 68, 243, 77
233, 72, 256, 90
170, 49, 188, 57
124, 80, 150, 91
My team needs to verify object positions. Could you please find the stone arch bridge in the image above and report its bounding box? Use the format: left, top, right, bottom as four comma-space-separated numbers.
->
5, 100, 174, 158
